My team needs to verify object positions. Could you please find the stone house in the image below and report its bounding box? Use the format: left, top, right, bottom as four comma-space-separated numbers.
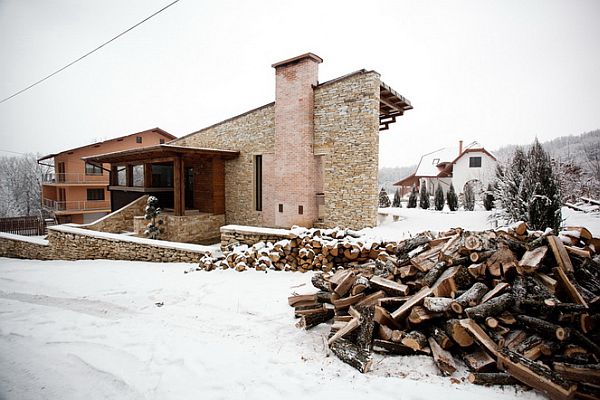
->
84, 53, 412, 243
394, 141, 498, 199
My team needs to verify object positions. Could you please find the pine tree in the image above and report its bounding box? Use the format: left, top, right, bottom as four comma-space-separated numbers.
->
392, 188, 402, 208
419, 181, 430, 209
378, 187, 391, 208
407, 185, 418, 208
483, 183, 495, 211
464, 182, 475, 211
498, 147, 528, 222
434, 184, 444, 211
446, 183, 458, 211
523, 138, 562, 231
144, 196, 164, 239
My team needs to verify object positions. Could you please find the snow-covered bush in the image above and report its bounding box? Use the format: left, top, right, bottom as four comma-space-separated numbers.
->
434, 185, 444, 211
392, 189, 402, 208
144, 196, 164, 239
483, 183, 495, 211
446, 183, 458, 211
408, 185, 418, 208
419, 181, 430, 209
378, 188, 391, 208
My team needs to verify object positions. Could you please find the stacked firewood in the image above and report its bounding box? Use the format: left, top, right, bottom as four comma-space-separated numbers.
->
197, 227, 433, 272
288, 223, 600, 400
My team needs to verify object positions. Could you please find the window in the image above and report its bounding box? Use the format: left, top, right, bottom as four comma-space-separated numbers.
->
432, 158, 440, 165
254, 155, 262, 211
159, 139, 165, 144
298, 205, 303, 215
136, 136, 142, 143
117, 167, 127, 186
85, 162, 103, 175
87, 189, 105, 201
469, 157, 482, 168
151, 164, 173, 187
132, 165, 144, 187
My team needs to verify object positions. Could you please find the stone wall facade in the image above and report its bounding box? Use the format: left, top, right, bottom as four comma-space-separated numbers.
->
84, 195, 149, 233
134, 213, 225, 244
0, 234, 52, 260
314, 71, 381, 229
171, 70, 381, 231
172, 104, 275, 227
0, 227, 216, 263
220, 224, 292, 250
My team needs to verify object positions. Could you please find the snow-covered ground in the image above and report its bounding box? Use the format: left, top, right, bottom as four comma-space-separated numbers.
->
1, 207, 598, 400
366, 206, 600, 241
0, 259, 544, 400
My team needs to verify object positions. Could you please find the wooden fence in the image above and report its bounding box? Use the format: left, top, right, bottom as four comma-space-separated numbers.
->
0, 216, 47, 236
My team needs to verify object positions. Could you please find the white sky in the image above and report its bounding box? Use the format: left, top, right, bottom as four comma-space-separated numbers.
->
0, 0, 599, 167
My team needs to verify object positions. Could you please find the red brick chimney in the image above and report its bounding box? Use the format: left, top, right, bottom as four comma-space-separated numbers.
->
272, 53, 323, 228
459, 140, 463, 156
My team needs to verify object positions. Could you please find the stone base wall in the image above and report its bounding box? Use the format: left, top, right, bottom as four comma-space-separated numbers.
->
134, 213, 225, 244
84, 195, 149, 233
0, 226, 217, 263
220, 224, 292, 250
0, 234, 52, 260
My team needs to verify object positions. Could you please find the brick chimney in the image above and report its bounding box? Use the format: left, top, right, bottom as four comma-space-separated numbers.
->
459, 140, 463, 156
272, 53, 323, 228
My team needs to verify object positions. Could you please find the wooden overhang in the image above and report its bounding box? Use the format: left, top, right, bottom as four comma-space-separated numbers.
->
82, 144, 239, 217
81, 144, 239, 165
379, 82, 413, 131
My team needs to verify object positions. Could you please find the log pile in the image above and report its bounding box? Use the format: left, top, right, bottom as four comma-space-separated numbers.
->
288, 224, 600, 400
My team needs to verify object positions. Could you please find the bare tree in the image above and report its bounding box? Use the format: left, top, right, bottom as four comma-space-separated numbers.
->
0, 154, 50, 218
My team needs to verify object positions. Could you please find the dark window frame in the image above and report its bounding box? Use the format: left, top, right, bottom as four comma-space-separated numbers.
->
87, 188, 105, 201
469, 156, 482, 168
85, 162, 103, 175
136, 136, 142, 144
255, 155, 262, 211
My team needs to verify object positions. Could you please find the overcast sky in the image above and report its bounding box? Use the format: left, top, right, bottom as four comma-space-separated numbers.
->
1, 0, 599, 168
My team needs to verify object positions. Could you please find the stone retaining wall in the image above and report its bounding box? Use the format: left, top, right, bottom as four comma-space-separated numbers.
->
0, 233, 52, 260
134, 213, 224, 244
84, 195, 149, 233
220, 224, 292, 250
0, 225, 218, 263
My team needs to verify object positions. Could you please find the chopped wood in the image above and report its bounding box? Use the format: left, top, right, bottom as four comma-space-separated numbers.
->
445, 319, 474, 348
428, 337, 457, 375
391, 286, 433, 321
431, 266, 460, 297
355, 290, 386, 308
369, 275, 409, 296
553, 267, 588, 307
332, 293, 365, 310
516, 315, 571, 341
327, 317, 361, 345
468, 372, 519, 386
462, 347, 496, 372
401, 330, 428, 352
518, 246, 548, 273
548, 235, 575, 273
334, 271, 357, 296
465, 293, 514, 320
552, 362, 600, 384
356, 306, 376, 352
377, 324, 393, 341
420, 261, 449, 288
423, 296, 453, 313
497, 348, 577, 400
408, 305, 442, 324
296, 308, 334, 329
451, 282, 489, 314
428, 326, 453, 350
372, 339, 416, 355
330, 338, 373, 373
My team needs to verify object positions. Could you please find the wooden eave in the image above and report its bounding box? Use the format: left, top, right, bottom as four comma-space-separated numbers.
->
379, 82, 413, 131
82, 144, 240, 165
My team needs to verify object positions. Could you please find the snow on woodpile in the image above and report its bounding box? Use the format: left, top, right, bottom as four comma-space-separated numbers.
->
286, 223, 600, 400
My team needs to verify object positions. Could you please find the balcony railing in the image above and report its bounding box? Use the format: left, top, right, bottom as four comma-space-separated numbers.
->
42, 198, 110, 212
42, 173, 109, 185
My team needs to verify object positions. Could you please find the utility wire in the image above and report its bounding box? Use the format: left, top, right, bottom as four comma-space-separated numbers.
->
0, 0, 180, 105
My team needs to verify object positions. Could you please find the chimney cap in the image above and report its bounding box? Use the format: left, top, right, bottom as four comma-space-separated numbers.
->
272, 52, 323, 68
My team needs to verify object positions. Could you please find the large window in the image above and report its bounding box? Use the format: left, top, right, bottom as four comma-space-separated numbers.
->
254, 155, 262, 211
85, 162, 102, 175
87, 189, 105, 201
151, 164, 173, 187
117, 167, 127, 186
132, 165, 144, 187
469, 157, 482, 168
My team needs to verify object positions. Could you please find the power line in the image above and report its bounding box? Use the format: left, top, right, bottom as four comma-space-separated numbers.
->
0, 0, 180, 105
0, 149, 28, 155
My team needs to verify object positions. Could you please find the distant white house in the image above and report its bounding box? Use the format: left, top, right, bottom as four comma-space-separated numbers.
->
393, 141, 497, 198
